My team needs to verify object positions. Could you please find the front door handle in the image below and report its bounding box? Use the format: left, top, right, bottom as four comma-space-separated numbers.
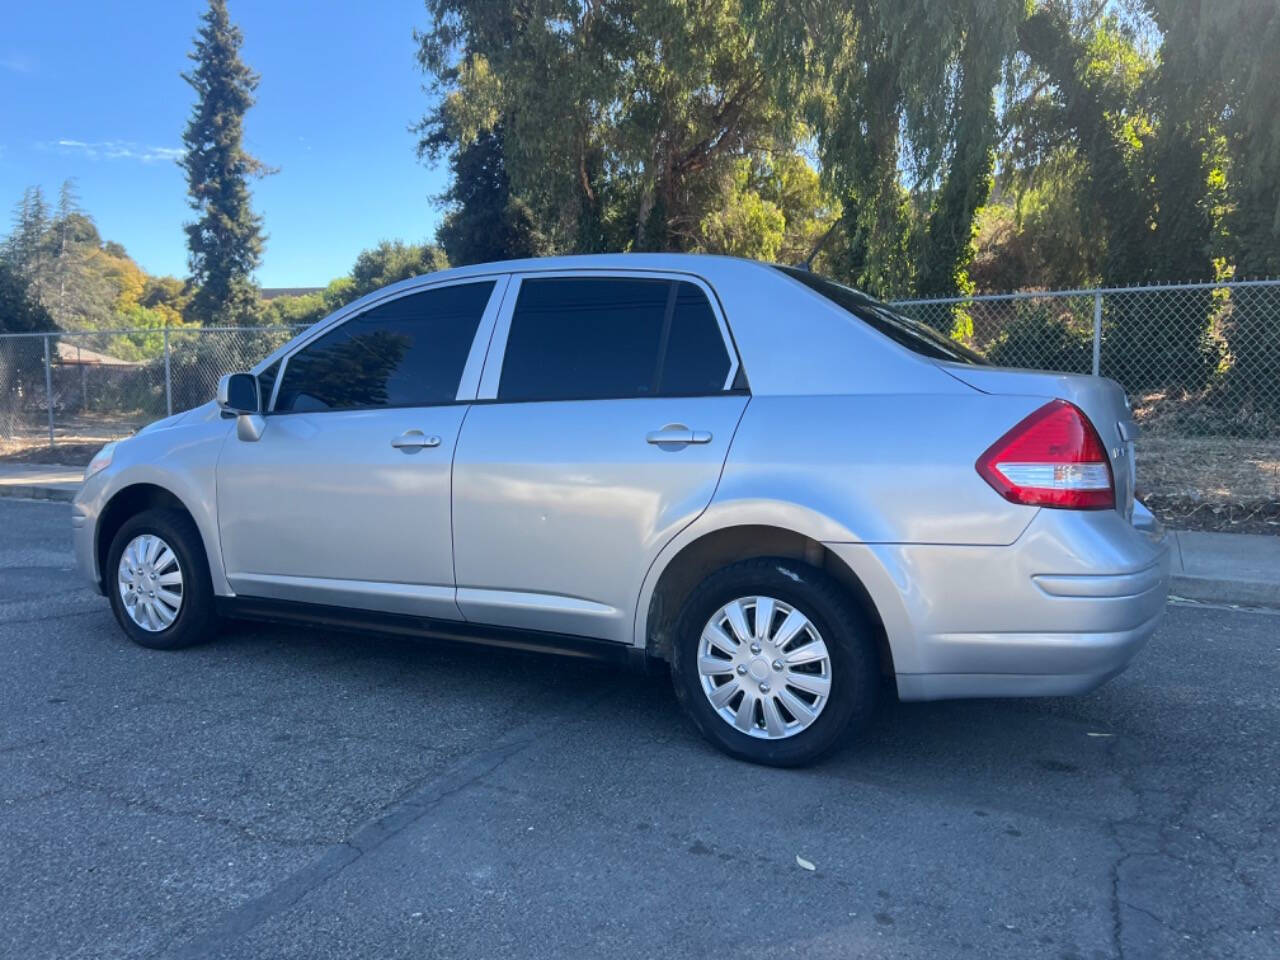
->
646, 424, 713, 446
391, 430, 441, 451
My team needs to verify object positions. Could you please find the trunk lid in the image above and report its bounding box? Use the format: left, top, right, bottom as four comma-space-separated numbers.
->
937, 363, 1138, 519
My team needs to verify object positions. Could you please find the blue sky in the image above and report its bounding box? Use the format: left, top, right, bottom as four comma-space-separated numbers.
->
0, 0, 446, 287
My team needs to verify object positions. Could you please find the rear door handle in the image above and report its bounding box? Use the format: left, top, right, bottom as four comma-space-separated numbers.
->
391, 430, 441, 451
646, 424, 712, 446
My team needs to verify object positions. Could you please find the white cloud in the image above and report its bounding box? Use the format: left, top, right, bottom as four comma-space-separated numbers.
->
46, 139, 186, 164
1, 53, 35, 74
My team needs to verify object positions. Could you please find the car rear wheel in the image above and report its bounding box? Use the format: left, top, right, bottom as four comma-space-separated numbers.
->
106, 508, 217, 650
671, 558, 878, 767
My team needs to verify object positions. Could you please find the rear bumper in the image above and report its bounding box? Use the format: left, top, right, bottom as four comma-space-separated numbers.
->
826, 503, 1171, 701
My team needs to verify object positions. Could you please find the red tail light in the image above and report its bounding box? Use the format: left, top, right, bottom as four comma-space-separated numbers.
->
976, 400, 1115, 510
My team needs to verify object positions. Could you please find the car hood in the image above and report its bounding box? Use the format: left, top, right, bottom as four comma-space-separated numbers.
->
134, 401, 220, 436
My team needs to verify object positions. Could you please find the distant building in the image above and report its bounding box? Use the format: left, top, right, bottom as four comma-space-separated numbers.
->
260, 287, 323, 301
55, 342, 137, 367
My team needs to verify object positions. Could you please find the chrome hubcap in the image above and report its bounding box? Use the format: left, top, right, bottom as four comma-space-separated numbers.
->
697, 596, 832, 740
117, 534, 183, 632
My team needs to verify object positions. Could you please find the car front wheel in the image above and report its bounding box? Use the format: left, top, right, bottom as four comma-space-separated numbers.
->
106, 508, 217, 650
671, 557, 878, 767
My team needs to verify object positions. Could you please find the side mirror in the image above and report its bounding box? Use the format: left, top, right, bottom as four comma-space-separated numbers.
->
217, 372, 265, 442
217, 372, 260, 414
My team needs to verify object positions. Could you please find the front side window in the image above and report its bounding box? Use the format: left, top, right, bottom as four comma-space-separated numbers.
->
497, 277, 732, 402
274, 281, 494, 412
256, 359, 281, 409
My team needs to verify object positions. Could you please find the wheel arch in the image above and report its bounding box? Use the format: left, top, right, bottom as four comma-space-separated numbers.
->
95, 483, 200, 592
637, 521, 894, 680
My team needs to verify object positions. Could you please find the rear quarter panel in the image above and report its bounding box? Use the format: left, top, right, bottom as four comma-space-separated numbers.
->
716, 393, 1047, 546
629, 391, 1047, 649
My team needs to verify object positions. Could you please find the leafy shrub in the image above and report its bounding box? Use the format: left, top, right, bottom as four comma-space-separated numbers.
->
985, 300, 1094, 373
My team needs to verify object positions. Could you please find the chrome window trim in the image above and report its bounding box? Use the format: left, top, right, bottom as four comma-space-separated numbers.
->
475, 268, 741, 402
264, 274, 511, 414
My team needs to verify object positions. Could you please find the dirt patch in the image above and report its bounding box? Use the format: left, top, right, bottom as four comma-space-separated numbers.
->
0, 413, 142, 466
1143, 496, 1280, 535
0, 440, 108, 467
1136, 434, 1280, 501
1135, 434, 1280, 534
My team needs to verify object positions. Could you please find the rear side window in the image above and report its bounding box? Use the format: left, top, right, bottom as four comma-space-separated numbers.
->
497, 277, 733, 402
775, 266, 987, 365
658, 282, 732, 394
274, 281, 494, 412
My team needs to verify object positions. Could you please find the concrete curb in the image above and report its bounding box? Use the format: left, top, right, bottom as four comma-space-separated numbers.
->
1169, 529, 1280, 611
1170, 576, 1280, 610
0, 484, 77, 503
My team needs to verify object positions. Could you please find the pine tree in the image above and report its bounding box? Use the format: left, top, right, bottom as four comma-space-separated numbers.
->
179, 0, 270, 325
7, 186, 50, 302
435, 128, 543, 267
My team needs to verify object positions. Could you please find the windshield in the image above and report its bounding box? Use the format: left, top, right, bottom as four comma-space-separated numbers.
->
775, 266, 988, 366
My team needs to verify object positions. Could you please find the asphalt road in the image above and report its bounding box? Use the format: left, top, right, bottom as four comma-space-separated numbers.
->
2, 497, 1277, 960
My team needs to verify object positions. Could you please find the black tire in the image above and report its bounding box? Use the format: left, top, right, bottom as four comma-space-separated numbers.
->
670, 557, 878, 767
105, 508, 218, 650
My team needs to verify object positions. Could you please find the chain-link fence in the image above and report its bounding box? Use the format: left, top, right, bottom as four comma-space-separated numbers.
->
892, 279, 1280, 518
0, 325, 304, 455
2, 280, 1278, 515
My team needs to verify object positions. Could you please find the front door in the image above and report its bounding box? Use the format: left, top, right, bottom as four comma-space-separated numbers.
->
217, 278, 504, 619
452, 273, 749, 643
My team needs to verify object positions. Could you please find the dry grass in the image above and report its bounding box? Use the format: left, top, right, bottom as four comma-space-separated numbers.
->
1136, 435, 1280, 501
1135, 435, 1280, 534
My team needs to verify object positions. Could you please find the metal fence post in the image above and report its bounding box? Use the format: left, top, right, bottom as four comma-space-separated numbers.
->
1091, 290, 1103, 376
78, 342, 87, 412
163, 326, 173, 417
42, 334, 55, 446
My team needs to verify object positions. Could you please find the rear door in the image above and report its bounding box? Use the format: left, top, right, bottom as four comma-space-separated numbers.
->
451, 272, 749, 643
217, 277, 506, 618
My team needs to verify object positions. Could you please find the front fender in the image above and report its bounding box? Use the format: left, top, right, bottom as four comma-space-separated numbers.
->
75, 409, 233, 595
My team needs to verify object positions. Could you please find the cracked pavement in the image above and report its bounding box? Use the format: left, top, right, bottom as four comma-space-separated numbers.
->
2, 497, 1277, 959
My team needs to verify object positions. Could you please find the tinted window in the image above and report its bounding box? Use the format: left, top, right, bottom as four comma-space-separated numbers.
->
274, 282, 494, 412
498, 277, 732, 402
256, 359, 280, 408
775, 266, 987, 365
658, 282, 731, 394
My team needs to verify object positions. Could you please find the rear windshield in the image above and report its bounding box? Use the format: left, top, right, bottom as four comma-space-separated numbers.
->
774, 266, 988, 365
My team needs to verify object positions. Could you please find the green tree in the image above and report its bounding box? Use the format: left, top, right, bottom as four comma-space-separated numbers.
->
348, 240, 448, 299
417, 0, 793, 256
5, 182, 118, 329
6, 186, 51, 303
180, 0, 270, 326
695, 152, 839, 264
431, 127, 545, 266
1006, 3, 1221, 388
743, 0, 1025, 299
263, 241, 449, 327
0, 257, 53, 334
1153, 0, 1280, 403
0, 256, 54, 410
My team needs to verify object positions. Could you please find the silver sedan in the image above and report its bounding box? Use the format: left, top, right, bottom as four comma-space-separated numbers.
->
72, 254, 1170, 766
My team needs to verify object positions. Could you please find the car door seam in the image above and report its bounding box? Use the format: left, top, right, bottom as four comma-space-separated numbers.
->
628, 394, 753, 648
449, 402, 474, 622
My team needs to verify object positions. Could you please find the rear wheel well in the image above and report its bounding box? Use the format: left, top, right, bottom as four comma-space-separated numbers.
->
96, 485, 195, 589
645, 525, 893, 678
